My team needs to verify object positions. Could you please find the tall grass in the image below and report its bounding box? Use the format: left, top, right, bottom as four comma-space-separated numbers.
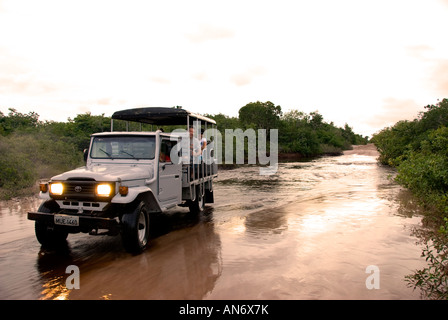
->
0, 131, 84, 199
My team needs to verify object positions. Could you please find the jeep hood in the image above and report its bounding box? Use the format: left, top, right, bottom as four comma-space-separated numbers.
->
51, 163, 154, 182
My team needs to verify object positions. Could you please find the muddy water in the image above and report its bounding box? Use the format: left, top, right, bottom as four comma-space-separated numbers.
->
0, 145, 429, 300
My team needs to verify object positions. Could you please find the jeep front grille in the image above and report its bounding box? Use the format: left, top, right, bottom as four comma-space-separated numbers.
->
66, 181, 96, 195
50, 180, 115, 201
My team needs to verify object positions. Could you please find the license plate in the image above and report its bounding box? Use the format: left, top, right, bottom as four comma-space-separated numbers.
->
54, 215, 79, 226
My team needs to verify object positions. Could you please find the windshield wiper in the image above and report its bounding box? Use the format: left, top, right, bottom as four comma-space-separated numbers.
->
119, 150, 137, 159
99, 148, 112, 158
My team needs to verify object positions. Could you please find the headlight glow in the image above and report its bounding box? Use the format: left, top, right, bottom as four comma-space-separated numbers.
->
96, 184, 112, 197
49, 183, 64, 195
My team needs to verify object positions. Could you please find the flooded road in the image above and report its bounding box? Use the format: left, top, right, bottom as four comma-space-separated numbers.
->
0, 144, 429, 299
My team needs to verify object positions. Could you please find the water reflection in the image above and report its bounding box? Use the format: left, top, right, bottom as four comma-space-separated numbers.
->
36, 244, 73, 300
245, 209, 288, 236
207, 148, 428, 299
33, 208, 223, 300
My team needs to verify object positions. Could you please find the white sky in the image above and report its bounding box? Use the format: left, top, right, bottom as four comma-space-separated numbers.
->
1, 0, 448, 137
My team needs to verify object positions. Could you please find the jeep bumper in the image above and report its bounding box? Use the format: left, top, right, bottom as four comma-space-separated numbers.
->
27, 212, 120, 235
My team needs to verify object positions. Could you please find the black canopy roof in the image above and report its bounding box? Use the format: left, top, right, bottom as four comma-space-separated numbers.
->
111, 107, 216, 126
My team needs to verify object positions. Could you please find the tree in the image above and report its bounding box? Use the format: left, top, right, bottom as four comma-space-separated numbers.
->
68, 112, 111, 150
309, 111, 324, 129
238, 101, 282, 132
206, 113, 240, 131
0, 108, 40, 136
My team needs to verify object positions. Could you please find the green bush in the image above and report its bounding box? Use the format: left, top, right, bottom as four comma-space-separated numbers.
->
406, 218, 448, 299
372, 99, 448, 213
394, 127, 448, 213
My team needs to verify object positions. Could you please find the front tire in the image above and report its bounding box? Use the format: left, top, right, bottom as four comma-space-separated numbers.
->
121, 201, 150, 253
34, 201, 68, 247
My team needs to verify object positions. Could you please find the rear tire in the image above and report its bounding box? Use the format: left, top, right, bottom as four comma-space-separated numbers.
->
188, 186, 205, 214
121, 201, 150, 253
34, 201, 68, 247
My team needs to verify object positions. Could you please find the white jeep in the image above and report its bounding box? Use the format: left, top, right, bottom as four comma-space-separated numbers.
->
28, 107, 218, 253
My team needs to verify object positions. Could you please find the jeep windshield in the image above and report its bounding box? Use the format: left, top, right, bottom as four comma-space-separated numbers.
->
90, 136, 156, 160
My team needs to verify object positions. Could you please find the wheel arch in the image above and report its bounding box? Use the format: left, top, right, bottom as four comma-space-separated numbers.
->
136, 190, 162, 213
38, 199, 60, 213
112, 186, 162, 213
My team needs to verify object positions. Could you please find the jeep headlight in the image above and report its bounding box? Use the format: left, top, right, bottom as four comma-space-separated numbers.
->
96, 184, 112, 197
49, 183, 64, 195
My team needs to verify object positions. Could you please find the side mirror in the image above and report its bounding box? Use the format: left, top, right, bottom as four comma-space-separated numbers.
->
83, 149, 88, 162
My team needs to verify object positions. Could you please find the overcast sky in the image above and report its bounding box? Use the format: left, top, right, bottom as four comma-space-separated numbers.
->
1, 0, 447, 137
